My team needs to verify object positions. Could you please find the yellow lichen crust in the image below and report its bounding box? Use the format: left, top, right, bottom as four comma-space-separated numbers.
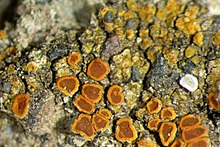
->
185, 45, 197, 58
213, 30, 220, 45
0, 30, 7, 40
193, 32, 204, 46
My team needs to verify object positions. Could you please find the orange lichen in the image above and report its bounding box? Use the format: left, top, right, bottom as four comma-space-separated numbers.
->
67, 52, 81, 66
179, 114, 201, 130
208, 92, 220, 111
87, 58, 110, 81
12, 93, 30, 119
147, 118, 161, 131
137, 139, 157, 147
146, 98, 162, 114
107, 85, 124, 106
92, 113, 109, 131
187, 137, 210, 147
115, 117, 138, 143
0, 30, 6, 40
71, 114, 95, 140
73, 95, 95, 114
98, 108, 112, 119
159, 122, 177, 146
182, 125, 208, 143
56, 75, 79, 96
160, 107, 176, 120
81, 83, 103, 103
170, 138, 185, 147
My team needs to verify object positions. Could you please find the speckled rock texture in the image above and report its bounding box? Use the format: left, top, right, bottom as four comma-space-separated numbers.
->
0, 0, 220, 146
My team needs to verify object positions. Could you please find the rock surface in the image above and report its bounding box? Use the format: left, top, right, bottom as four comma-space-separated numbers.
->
0, 0, 220, 146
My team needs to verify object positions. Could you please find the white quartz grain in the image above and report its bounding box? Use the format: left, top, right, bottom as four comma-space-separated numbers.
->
179, 74, 198, 92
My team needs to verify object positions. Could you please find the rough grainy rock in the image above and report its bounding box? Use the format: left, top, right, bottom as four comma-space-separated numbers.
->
0, 112, 41, 146
0, 81, 11, 93
101, 34, 132, 61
